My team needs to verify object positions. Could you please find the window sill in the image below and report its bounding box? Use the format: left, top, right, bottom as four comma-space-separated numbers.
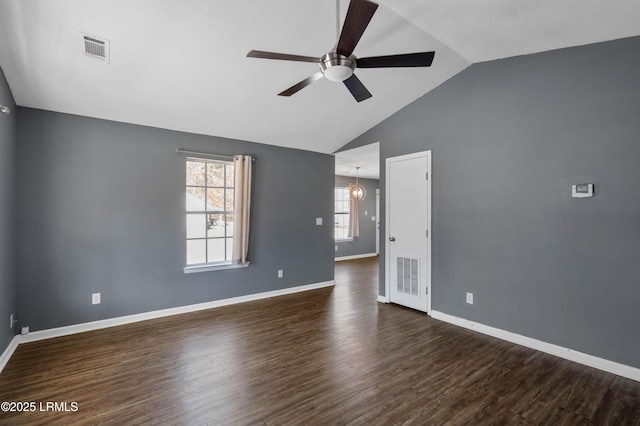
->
336, 238, 354, 242
184, 262, 250, 274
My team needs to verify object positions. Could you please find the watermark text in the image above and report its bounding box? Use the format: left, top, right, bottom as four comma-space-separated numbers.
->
1, 401, 79, 413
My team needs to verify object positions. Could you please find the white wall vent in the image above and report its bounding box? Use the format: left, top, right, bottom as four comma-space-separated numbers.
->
82, 34, 110, 62
397, 257, 419, 296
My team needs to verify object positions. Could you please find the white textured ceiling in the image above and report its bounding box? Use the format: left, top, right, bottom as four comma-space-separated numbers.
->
0, 0, 639, 155
335, 142, 379, 179
379, 0, 640, 62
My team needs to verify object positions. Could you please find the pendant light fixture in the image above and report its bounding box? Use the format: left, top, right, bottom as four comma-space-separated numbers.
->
351, 166, 366, 201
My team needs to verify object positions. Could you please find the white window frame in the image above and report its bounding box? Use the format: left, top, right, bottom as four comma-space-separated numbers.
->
335, 186, 353, 242
184, 156, 244, 273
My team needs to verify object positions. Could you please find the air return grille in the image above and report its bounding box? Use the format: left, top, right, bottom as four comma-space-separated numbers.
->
397, 257, 419, 296
83, 35, 109, 61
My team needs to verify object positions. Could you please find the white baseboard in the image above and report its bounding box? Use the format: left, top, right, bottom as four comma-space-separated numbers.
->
430, 310, 640, 383
0, 280, 335, 373
335, 253, 378, 262
377, 295, 389, 303
0, 335, 20, 374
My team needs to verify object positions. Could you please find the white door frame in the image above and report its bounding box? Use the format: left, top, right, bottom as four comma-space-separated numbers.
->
375, 189, 380, 254
385, 150, 432, 314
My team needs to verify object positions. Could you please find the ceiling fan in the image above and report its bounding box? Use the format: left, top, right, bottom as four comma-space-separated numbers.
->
247, 0, 435, 102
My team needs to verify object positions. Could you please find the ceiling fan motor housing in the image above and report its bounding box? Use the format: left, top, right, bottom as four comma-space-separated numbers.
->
320, 52, 356, 82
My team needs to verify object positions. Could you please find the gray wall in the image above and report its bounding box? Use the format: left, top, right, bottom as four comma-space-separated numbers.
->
334, 175, 379, 258
340, 36, 640, 369
0, 66, 17, 354
16, 108, 335, 332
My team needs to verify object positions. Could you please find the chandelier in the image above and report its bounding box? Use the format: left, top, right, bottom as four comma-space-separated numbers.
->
350, 166, 366, 201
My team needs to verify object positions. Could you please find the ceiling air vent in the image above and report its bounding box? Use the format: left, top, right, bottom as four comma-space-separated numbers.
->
82, 35, 109, 62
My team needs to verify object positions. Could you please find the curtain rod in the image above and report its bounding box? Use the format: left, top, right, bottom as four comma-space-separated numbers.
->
175, 148, 255, 161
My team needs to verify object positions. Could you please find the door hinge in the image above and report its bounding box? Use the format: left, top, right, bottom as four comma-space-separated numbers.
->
426, 229, 429, 238
426, 172, 429, 180
425, 287, 429, 295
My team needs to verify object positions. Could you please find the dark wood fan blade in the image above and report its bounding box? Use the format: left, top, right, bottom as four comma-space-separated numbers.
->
357, 51, 435, 68
336, 0, 378, 57
247, 50, 320, 63
343, 74, 372, 102
278, 72, 324, 97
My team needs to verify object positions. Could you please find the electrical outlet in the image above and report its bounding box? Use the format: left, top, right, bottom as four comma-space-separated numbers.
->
466, 292, 474, 304
21, 327, 29, 335
277, 269, 283, 278
92, 292, 101, 305
335, 245, 338, 251
9, 314, 14, 329
316, 218, 322, 226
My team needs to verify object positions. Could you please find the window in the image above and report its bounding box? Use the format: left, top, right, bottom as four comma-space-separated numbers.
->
334, 186, 351, 241
186, 158, 235, 266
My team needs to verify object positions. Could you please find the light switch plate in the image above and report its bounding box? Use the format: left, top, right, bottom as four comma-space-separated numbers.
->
572, 183, 594, 198
316, 218, 322, 225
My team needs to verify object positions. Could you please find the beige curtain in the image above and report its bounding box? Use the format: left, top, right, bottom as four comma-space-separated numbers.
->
232, 155, 252, 264
348, 183, 359, 238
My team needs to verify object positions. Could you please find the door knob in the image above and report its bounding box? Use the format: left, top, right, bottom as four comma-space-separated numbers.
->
389, 237, 396, 242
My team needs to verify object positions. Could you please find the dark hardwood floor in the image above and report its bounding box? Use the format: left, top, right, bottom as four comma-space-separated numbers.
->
1, 257, 639, 425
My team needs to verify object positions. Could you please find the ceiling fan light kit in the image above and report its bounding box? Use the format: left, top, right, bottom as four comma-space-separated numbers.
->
320, 52, 356, 82
247, 0, 435, 102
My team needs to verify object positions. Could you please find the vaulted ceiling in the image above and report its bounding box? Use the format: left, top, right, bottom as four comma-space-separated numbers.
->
1, 0, 639, 154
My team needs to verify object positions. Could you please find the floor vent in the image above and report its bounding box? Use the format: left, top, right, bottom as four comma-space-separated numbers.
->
397, 257, 419, 296
83, 35, 109, 62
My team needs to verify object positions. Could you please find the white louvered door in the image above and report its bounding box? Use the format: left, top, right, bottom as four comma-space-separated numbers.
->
386, 151, 431, 313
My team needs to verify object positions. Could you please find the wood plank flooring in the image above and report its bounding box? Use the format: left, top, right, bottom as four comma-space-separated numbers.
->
1, 257, 639, 425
